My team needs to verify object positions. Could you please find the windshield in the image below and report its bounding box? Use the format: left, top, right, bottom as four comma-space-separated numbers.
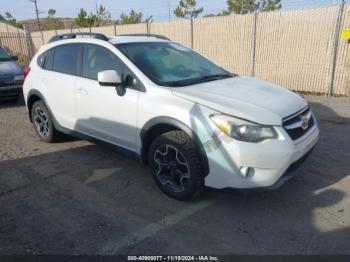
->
0, 47, 10, 59
116, 42, 233, 87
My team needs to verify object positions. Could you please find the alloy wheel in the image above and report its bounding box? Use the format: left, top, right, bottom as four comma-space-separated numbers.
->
33, 107, 50, 137
153, 144, 190, 193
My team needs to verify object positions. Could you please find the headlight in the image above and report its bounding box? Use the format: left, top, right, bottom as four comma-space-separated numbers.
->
210, 114, 278, 143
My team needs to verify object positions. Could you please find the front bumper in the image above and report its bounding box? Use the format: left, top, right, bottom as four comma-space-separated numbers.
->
0, 86, 22, 101
204, 118, 319, 189
258, 147, 314, 191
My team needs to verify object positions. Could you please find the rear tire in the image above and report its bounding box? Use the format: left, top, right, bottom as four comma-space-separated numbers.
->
31, 100, 62, 143
148, 130, 204, 201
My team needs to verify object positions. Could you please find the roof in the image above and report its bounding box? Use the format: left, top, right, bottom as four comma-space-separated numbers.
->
47, 33, 171, 45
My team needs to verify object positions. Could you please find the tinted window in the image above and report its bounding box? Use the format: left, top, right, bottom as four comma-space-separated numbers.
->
116, 42, 232, 87
37, 52, 47, 68
0, 47, 9, 59
52, 44, 81, 75
44, 49, 54, 70
82, 44, 121, 80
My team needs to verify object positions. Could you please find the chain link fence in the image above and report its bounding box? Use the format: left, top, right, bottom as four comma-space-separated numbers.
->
28, 3, 350, 96
0, 27, 33, 67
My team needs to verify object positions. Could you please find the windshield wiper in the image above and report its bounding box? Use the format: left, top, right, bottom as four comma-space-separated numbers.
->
184, 74, 233, 85
199, 74, 232, 81
164, 74, 234, 87
164, 81, 189, 87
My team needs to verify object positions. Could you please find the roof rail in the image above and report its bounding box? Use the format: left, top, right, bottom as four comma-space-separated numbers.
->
48, 32, 109, 43
118, 34, 170, 40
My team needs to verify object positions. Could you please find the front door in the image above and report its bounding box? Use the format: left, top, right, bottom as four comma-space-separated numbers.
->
75, 44, 139, 151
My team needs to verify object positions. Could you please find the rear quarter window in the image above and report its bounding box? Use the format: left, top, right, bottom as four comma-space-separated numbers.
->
36, 49, 54, 70
37, 52, 47, 68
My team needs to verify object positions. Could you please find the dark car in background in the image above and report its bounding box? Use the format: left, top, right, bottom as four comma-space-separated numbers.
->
0, 46, 24, 102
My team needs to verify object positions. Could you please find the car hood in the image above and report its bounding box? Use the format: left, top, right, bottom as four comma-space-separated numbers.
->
0, 61, 22, 76
171, 76, 307, 125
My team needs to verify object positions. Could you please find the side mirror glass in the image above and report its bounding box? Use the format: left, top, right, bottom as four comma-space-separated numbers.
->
97, 70, 122, 87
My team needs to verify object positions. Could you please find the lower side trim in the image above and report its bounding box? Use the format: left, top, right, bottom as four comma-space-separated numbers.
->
55, 124, 141, 161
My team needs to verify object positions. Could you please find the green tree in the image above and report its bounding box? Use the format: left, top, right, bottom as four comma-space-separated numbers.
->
95, 4, 112, 26
117, 10, 143, 25
221, 0, 281, 15
4, 12, 14, 21
174, 0, 203, 19
3, 12, 23, 29
48, 9, 56, 18
86, 13, 97, 28
45, 9, 64, 30
75, 8, 89, 27
75, 6, 112, 28
260, 0, 282, 12
225, 0, 255, 15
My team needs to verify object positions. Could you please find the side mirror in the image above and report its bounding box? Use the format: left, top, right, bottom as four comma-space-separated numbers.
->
10, 56, 18, 61
97, 70, 122, 87
124, 75, 137, 88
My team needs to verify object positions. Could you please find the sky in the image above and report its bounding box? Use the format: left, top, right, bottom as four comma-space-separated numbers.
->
0, 0, 345, 22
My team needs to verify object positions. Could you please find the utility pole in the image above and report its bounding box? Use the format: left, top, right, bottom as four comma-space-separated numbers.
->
167, 0, 171, 22
327, 0, 345, 96
145, 16, 153, 35
29, 0, 44, 45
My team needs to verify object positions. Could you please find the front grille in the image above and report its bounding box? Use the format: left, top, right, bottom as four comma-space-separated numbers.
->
283, 107, 315, 141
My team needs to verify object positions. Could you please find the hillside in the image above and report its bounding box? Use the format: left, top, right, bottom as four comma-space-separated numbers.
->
19, 17, 75, 32
0, 21, 24, 33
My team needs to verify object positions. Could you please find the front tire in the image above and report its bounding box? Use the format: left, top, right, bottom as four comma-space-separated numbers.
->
31, 100, 61, 143
148, 131, 204, 201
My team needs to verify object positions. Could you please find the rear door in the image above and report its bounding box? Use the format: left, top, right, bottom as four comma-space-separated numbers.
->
42, 43, 82, 129
75, 43, 139, 151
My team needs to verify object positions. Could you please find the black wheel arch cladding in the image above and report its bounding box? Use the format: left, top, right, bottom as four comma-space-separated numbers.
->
140, 116, 209, 176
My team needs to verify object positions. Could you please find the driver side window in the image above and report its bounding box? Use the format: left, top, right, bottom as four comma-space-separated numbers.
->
82, 44, 122, 81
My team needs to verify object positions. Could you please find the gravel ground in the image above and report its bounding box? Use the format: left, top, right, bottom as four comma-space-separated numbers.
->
0, 95, 349, 255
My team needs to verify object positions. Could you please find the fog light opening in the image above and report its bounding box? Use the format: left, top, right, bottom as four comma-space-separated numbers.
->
240, 166, 255, 178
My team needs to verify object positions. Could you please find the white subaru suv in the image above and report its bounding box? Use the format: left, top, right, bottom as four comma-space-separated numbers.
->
23, 33, 319, 200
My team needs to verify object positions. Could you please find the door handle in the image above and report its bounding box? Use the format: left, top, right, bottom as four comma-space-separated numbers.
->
77, 87, 88, 95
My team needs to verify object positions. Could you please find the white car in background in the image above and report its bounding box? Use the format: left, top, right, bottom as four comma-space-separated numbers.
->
23, 33, 319, 200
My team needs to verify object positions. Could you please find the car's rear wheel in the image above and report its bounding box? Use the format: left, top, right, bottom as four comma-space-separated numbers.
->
148, 131, 204, 201
31, 100, 61, 143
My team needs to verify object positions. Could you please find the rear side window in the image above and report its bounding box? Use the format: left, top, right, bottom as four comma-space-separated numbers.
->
52, 44, 81, 75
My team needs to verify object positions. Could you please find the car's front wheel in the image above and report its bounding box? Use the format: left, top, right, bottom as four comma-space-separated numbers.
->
148, 131, 204, 201
31, 100, 61, 143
